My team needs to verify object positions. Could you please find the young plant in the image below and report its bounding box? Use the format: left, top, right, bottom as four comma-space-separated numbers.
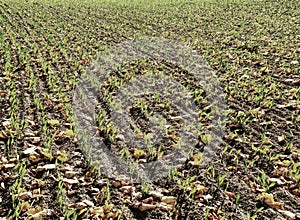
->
217, 174, 227, 189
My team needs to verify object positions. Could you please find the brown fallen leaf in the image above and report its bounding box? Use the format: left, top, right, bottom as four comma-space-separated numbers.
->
188, 182, 208, 198
149, 190, 164, 200
59, 164, 75, 172
290, 60, 299, 65
3, 163, 15, 169
2, 120, 11, 128
0, 182, 5, 189
134, 202, 156, 211
225, 133, 238, 141
291, 79, 300, 85
158, 202, 174, 211
161, 196, 177, 205
57, 150, 68, 162
36, 164, 55, 172
65, 171, 79, 178
89, 206, 104, 216
278, 135, 286, 144
32, 188, 40, 195
112, 176, 132, 187
8, 158, 18, 163
0, 131, 8, 139
21, 201, 30, 212
70, 202, 87, 209
24, 136, 41, 144
269, 178, 284, 185
26, 205, 54, 220
23, 146, 37, 154
277, 101, 299, 109
132, 149, 147, 159
262, 138, 272, 145
30, 211, 47, 220
278, 210, 296, 220
142, 197, 153, 204
258, 192, 284, 210
225, 191, 235, 199
77, 208, 87, 216
120, 186, 135, 195
292, 188, 300, 196
103, 201, 114, 213
1, 156, 8, 163
19, 191, 33, 200
23, 130, 38, 137
82, 199, 94, 207
29, 152, 41, 163
63, 178, 79, 184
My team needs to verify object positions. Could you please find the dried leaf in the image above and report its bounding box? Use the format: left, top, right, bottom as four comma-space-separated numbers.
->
89, 206, 104, 216
82, 199, 94, 207
21, 201, 30, 212
263, 138, 272, 145
47, 119, 60, 126
2, 120, 11, 128
0, 182, 5, 189
0, 131, 8, 139
29, 152, 41, 162
278, 210, 296, 220
32, 179, 45, 188
71, 202, 87, 209
203, 194, 213, 201
269, 178, 284, 185
189, 181, 207, 197
132, 149, 146, 159
225, 191, 235, 199
225, 133, 238, 141
249, 107, 265, 117
158, 202, 173, 211
106, 212, 116, 218
142, 197, 153, 204
24, 146, 37, 154
63, 178, 79, 184
36, 164, 55, 171
3, 163, 15, 169
27, 205, 42, 215
120, 186, 135, 195
103, 201, 113, 213
258, 192, 284, 210
65, 171, 78, 178
170, 116, 183, 121
134, 202, 156, 211
19, 191, 33, 199
77, 208, 87, 216
278, 135, 286, 144
292, 188, 300, 196
149, 191, 164, 199
161, 196, 177, 205
25, 136, 41, 143
57, 150, 68, 162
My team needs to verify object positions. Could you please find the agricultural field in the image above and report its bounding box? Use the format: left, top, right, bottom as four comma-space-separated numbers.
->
0, 0, 299, 219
